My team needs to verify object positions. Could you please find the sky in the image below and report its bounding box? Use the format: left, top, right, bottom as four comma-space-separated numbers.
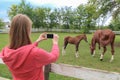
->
0, 0, 88, 22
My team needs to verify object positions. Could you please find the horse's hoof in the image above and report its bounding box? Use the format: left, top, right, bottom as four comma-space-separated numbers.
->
62, 53, 66, 56
92, 55, 95, 57
100, 59, 103, 61
75, 55, 79, 58
62, 50, 66, 55
76, 56, 79, 58
109, 60, 113, 63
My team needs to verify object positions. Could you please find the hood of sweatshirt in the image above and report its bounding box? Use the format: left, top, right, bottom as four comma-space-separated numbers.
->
0, 44, 35, 71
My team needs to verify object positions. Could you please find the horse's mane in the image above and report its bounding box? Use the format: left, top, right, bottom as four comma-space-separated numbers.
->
76, 34, 86, 38
64, 36, 71, 40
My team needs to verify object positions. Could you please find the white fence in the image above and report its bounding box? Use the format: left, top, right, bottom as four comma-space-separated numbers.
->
0, 29, 9, 33
0, 28, 120, 34
0, 28, 81, 33
89, 30, 120, 34
32, 28, 81, 33
51, 63, 120, 80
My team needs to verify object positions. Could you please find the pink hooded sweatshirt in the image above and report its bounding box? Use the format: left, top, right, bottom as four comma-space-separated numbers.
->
0, 42, 59, 80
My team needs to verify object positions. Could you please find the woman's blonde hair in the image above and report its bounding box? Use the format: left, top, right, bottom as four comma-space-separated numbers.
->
9, 14, 32, 49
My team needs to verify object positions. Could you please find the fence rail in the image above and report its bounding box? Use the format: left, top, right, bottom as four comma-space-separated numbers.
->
51, 63, 120, 80
32, 28, 81, 33
1, 28, 120, 34
89, 30, 120, 34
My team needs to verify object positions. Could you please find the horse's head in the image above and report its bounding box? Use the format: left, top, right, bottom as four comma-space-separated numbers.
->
83, 34, 88, 43
90, 44, 95, 55
89, 38, 95, 55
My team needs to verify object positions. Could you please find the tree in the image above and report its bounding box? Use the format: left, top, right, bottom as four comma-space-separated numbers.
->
88, 0, 120, 28
44, 8, 51, 29
9, 0, 120, 31
84, 4, 96, 29
76, 4, 85, 29
49, 10, 58, 28
108, 15, 120, 30
8, 4, 18, 20
76, 4, 96, 32
0, 19, 5, 29
32, 7, 47, 28
8, 0, 33, 20
60, 6, 75, 29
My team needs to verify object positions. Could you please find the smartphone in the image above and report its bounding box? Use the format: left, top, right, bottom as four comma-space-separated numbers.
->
46, 34, 53, 38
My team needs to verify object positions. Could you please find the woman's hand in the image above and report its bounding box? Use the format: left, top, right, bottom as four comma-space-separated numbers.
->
36, 33, 47, 43
36, 33, 59, 45
52, 34, 59, 45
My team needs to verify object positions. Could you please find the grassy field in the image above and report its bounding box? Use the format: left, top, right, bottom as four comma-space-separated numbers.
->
0, 32, 120, 79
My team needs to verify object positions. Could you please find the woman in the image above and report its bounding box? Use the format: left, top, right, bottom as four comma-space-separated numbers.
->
0, 14, 59, 80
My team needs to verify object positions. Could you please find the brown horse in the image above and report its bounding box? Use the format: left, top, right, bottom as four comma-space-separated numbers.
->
90, 29, 115, 62
62, 34, 88, 57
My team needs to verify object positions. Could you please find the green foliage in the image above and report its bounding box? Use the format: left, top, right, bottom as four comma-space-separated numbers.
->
8, 0, 33, 20
7, 0, 120, 31
32, 7, 48, 28
0, 19, 5, 29
88, 0, 120, 29
108, 14, 120, 30
8, 4, 18, 20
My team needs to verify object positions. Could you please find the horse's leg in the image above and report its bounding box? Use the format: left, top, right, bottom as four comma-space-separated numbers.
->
110, 42, 115, 62
92, 43, 96, 57
62, 41, 68, 55
98, 43, 101, 54
100, 46, 107, 61
75, 43, 79, 58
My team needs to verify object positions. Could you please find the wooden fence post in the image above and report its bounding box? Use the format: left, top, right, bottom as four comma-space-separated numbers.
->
44, 64, 51, 80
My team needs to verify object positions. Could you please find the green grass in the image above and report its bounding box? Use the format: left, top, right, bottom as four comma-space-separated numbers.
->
33, 32, 120, 72
0, 32, 120, 79
0, 64, 12, 79
50, 73, 81, 80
